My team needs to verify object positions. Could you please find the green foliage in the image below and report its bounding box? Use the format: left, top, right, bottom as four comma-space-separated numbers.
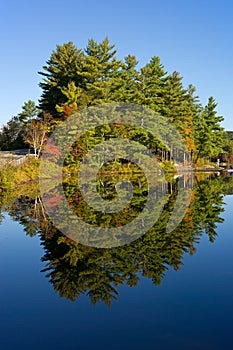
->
140, 56, 168, 111
194, 97, 224, 162
1, 38, 226, 169
159, 161, 176, 180
15, 157, 40, 181
37, 38, 226, 167
222, 131, 233, 156
110, 54, 143, 104
0, 157, 40, 189
18, 100, 39, 123
0, 164, 16, 189
0, 100, 39, 150
38, 41, 84, 117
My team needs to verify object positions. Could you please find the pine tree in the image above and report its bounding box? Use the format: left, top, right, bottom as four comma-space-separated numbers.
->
18, 100, 39, 123
38, 42, 84, 117
55, 81, 89, 117
162, 71, 188, 130
205, 96, 224, 156
36, 38, 225, 167
140, 56, 168, 112
110, 54, 143, 104
183, 84, 202, 157
0, 100, 39, 150
79, 37, 122, 105
157, 71, 195, 162
193, 97, 224, 163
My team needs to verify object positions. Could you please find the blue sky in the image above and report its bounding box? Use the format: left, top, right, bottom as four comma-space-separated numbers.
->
0, 0, 233, 129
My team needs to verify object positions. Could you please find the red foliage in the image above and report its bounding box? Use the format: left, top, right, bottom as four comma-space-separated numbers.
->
44, 143, 62, 158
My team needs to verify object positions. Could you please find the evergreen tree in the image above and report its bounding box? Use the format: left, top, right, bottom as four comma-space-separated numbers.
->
36, 38, 225, 166
0, 117, 22, 150
38, 42, 84, 117
140, 56, 168, 112
162, 71, 189, 131
0, 100, 39, 150
79, 37, 122, 105
194, 97, 224, 162
110, 55, 143, 104
205, 96, 224, 155
18, 100, 39, 123
55, 81, 88, 117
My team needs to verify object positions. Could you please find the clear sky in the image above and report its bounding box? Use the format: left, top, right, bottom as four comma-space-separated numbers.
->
0, 0, 233, 129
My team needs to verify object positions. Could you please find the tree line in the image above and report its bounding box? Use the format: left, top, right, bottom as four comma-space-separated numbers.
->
0, 37, 226, 164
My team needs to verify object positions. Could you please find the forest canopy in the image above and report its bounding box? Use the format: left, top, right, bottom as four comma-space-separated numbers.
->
0, 37, 226, 164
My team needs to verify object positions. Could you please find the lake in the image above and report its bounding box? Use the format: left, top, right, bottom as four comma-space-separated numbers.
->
0, 173, 233, 350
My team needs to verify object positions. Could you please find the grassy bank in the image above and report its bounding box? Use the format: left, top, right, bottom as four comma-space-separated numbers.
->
0, 157, 40, 189
0, 157, 177, 190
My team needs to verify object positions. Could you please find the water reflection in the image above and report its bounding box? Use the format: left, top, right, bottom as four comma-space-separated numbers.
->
0, 173, 232, 305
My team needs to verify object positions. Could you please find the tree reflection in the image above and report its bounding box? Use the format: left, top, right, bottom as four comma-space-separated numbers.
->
0, 173, 230, 305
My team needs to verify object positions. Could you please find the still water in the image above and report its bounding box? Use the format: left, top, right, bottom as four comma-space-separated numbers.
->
0, 174, 233, 350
